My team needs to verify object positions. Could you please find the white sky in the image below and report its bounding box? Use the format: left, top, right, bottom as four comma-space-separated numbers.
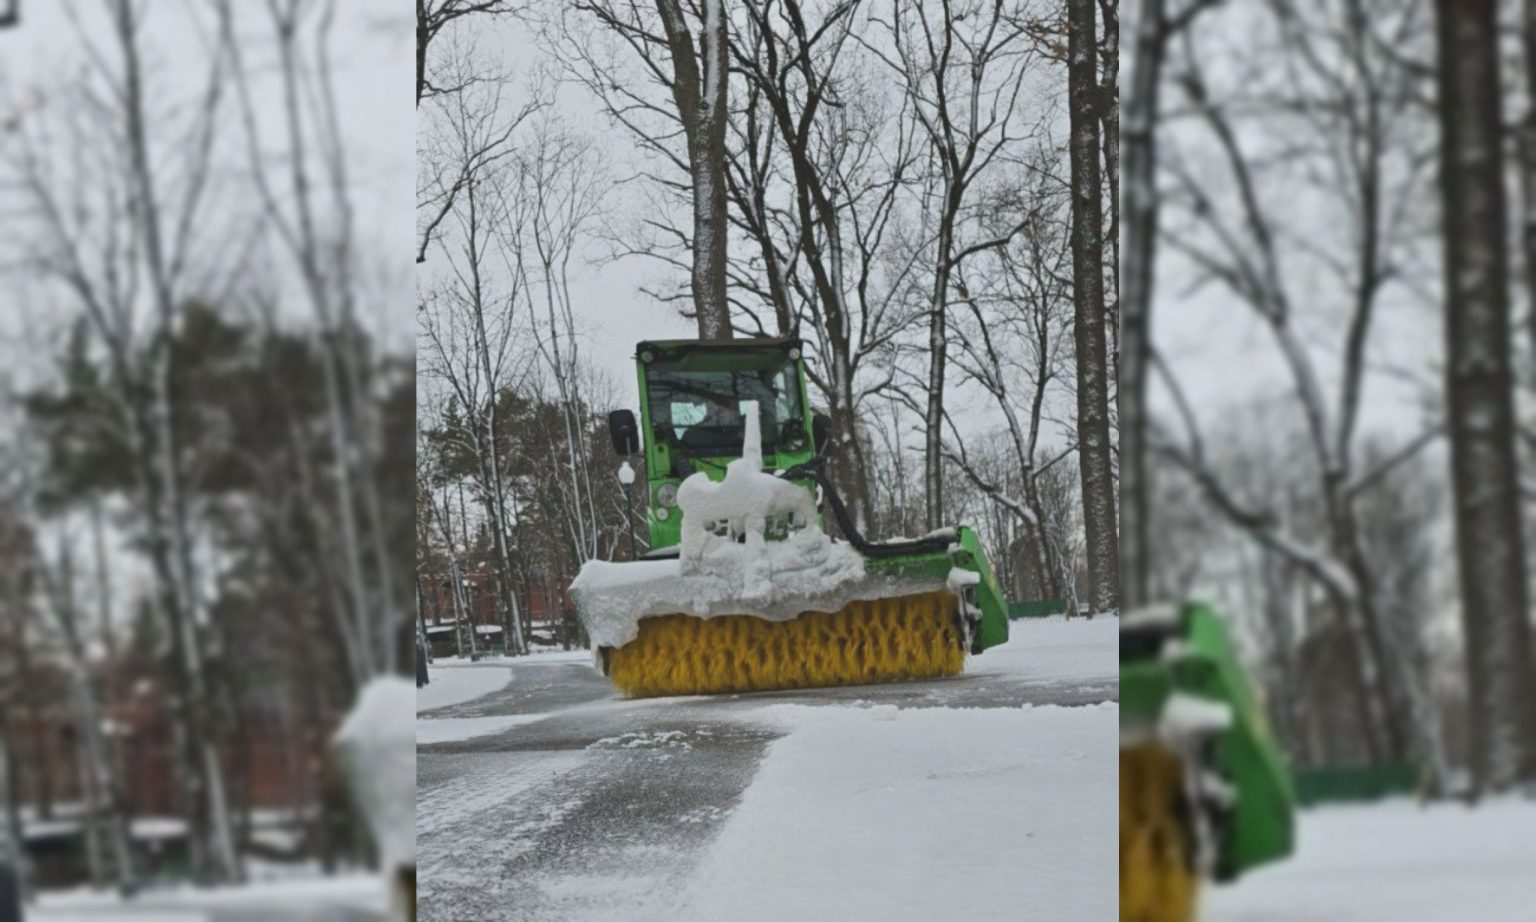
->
1117, 0, 1464, 663
0, 0, 416, 356
1142, 2, 1443, 440
417, 15, 725, 416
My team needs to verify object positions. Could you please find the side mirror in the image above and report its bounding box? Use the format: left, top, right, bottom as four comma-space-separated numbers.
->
776, 418, 806, 451
811, 413, 832, 457
608, 409, 640, 456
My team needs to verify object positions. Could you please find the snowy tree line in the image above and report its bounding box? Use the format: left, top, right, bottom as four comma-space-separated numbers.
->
1126, 0, 1536, 795
0, 1, 412, 888
415, 0, 1121, 633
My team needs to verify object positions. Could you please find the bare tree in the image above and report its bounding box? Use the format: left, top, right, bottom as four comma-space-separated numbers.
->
417, 30, 546, 264
945, 154, 1078, 603
1119, 0, 1218, 610
222, 0, 406, 681
727, 0, 919, 528
418, 0, 529, 105
517, 123, 610, 564
1156, 0, 1442, 766
32, 528, 136, 891
5, 0, 242, 880
870, 0, 1043, 531
418, 68, 551, 656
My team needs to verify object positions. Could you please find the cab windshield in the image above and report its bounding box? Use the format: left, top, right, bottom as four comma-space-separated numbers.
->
646, 362, 805, 455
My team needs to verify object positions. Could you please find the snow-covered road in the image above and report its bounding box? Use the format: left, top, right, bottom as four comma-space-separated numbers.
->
1207, 797, 1536, 920
29, 875, 389, 921
415, 616, 1117, 922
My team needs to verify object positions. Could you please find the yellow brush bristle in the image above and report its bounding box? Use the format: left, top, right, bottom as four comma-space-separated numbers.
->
1120, 743, 1199, 922
606, 590, 964, 697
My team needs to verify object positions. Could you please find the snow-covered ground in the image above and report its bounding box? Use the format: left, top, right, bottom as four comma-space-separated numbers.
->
30, 874, 387, 921
416, 615, 1116, 921
415, 660, 513, 713
414, 649, 590, 713
1207, 797, 1536, 920
416, 713, 551, 745
671, 700, 1115, 921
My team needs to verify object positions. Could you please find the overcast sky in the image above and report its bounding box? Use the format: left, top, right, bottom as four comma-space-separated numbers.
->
0, 0, 416, 356
1139, 2, 1441, 441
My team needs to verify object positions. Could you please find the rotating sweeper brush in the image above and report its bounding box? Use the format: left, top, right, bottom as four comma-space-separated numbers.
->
1120, 602, 1295, 922
570, 337, 1009, 698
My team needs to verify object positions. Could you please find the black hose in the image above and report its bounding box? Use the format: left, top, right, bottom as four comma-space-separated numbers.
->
778, 459, 954, 560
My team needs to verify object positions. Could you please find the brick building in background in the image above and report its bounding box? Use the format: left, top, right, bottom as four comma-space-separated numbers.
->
417, 555, 576, 657
4, 671, 328, 888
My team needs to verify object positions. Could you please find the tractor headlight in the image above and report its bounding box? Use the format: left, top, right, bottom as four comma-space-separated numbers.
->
655, 506, 670, 521
788, 347, 801, 360
656, 483, 679, 508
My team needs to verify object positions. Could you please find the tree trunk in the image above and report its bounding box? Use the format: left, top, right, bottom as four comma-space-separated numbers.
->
113, 0, 240, 879
923, 198, 958, 532
1119, 0, 1164, 611
465, 184, 529, 655
1523, 0, 1536, 355
657, 0, 732, 339
0, 725, 20, 922
1068, 0, 1120, 615
1433, 0, 1536, 794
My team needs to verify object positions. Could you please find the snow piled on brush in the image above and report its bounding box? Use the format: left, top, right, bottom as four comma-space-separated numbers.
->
571, 402, 924, 650
1159, 691, 1233, 739
1208, 797, 1536, 920
333, 678, 415, 868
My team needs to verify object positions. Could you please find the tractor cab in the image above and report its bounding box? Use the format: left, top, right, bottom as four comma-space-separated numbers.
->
607, 337, 828, 550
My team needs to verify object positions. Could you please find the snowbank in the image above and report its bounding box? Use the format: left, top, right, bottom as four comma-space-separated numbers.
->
31, 874, 386, 920
966, 614, 1119, 684
333, 678, 415, 868
667, 701, 1118, 921
1208, 797, 1536, 920
416, 661, 514, 713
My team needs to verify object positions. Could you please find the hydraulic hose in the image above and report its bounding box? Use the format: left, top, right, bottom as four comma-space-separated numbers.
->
777, 458, 954, 560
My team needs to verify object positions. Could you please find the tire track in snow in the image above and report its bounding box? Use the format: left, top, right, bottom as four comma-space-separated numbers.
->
417, 716, 778, 922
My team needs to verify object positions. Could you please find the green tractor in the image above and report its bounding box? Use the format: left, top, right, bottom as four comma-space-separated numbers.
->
1120, 601, 1296, 922
570, 336, 1010, 697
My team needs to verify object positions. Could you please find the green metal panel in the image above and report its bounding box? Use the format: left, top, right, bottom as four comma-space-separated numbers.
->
1293, 763, 1420, 807
1180, 603, 1294, 876
952, 525, 1008, 651
1009, 598, 1071, 619
861, 526, 1007, 652
1122, 602, 1295, 879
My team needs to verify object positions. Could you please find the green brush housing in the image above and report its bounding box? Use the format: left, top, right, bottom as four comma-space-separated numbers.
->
1122, 601, 1296, 879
